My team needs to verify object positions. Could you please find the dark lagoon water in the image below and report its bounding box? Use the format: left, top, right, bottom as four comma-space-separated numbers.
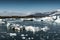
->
0, 19, 60, 40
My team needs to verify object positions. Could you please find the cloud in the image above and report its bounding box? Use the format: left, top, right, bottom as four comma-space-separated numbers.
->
0, 10, 31, 16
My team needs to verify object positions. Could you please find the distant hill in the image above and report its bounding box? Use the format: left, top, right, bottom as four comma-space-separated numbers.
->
27, 11, 58, 17
0, 9, 60, 18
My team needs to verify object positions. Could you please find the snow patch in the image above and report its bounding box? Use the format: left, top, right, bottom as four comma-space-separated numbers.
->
57, 9, 60, 11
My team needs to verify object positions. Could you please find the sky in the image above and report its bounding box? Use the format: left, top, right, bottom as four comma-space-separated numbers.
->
0, 0, 60, 16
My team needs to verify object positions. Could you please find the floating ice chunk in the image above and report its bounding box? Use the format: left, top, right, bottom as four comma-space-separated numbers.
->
55, 16, 60, 23
9, 33, 17, 36
21, 34, 25, 37
0, 19, 5, 24
7, 22, 11, 29
55, 33, 58, 36
0, 19, 2, 21
39, 17, 53, 22
25, 26, 40, 33
22, 37, 25, 39
25, 34, 28, 36
28, 37, 31, 40
20, 18, 24, 21
52, 16, 56, 19
15, 24, 20, 26
41, 26, 49, 32
1, 35, 5, 38
34, 27, 40, 32
31, 37, 34, 39
7, 22, 10, 27
47, 36, 49, 39
33, 18, 41, 21
25, 26, 36, 33
15, 27, 20, 31
11, 24, 20, 27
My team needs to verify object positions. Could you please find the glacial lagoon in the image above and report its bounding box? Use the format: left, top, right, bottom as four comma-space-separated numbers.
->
0, 18, 60, 40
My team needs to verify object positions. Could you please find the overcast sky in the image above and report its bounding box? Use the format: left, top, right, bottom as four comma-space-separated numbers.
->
0, 0, 60, 16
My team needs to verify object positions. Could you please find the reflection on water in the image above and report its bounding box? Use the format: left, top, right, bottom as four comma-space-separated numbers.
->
0, 18, 60, 40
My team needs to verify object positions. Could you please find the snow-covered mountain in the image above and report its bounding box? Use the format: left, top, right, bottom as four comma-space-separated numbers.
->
28, 9, 60, 17
49, 9, 60, 16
